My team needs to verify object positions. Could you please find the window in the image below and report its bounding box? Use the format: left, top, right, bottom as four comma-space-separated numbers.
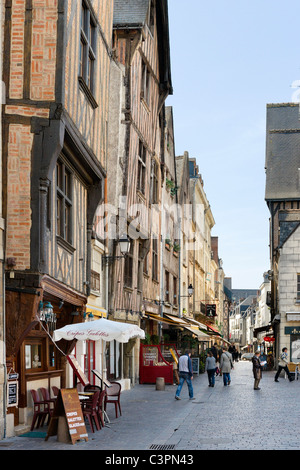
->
173, 276, 177, 305
148, 0, 155, 36
24, 337, 57, 373
165, 271, 169, 302
138, 243, 143, 291
143, 252, 149, 275
150, 159, 159, 203
137, 140, 147, 194
49, 344, 57, 369
141, 60, 151, 105
91, 270, 100, 292
107, 341, 122, 380
79, 1, 96, 94
152, 237, 158, 281
56, 159, 73, 244
124, 239, 134, 288
291, 335, 300, 362
25, 342, 43, 371
297, 274, 300, 300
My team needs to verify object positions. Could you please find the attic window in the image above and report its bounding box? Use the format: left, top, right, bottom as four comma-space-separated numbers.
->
148, 0, 155, 36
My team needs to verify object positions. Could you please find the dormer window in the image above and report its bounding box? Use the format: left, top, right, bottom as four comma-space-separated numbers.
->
148, 0, 155, 36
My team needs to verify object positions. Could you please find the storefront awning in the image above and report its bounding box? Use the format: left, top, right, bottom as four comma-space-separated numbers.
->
85, 304, 107, 318
253, 324, 272, 338
183, 326, 211, 341
164, 314, 190, 326
286, 312, 300, 321
183, 316, 208, 331
143, 313, 184, 326
206, 324, 222, 336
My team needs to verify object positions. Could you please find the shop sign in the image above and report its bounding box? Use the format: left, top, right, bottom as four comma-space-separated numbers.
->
7, 381, 18, 408
7, 368, 19, 408
206, 304, 216, 317
263, 336, 275, 342
285, 326, 300, 335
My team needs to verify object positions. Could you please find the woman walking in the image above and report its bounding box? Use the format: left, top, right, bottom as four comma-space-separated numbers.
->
205, 350, 216, 387
220, 347, 233, 386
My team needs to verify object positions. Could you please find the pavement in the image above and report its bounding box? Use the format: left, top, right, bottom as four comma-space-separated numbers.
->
0, 361, 300, 455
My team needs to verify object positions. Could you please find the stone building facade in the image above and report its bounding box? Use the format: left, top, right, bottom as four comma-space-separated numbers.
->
265, 102, 300, 363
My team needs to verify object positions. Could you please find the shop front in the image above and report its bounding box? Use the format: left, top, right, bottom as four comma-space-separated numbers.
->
5, 275, 87, 434
284, 325, 300, 363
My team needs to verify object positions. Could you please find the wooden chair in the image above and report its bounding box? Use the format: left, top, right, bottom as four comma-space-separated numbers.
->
82, 390, 101, 433
105, 382, 122, 418
30, 389, 52, 431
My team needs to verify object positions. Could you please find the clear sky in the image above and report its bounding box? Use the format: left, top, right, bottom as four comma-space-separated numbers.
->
166, 0, 300, 290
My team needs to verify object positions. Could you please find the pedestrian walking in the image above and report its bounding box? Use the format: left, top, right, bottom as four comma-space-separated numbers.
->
175, 350, 195, 400
252, 350, 262, 390
220, 347, 233, 386
205, 350, 216, 387
275, 347, 294, 382
210, 343, 219, 361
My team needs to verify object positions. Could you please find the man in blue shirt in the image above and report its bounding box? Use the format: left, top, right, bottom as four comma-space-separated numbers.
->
175, 350, 195, 400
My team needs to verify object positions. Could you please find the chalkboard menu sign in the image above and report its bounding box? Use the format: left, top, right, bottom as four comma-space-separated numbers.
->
7, 381, 18, 407
46, 388, 88, 444
191, 357, 199, 375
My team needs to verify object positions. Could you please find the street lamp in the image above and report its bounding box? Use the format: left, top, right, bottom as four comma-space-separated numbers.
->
102, 235, 131, 267
187, 284, 194, 297
180, 284, 194, 298
38, 300, 57, 331
118, 234, 131, 255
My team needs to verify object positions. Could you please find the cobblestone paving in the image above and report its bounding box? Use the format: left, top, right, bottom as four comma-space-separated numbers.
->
1, 361, 300, 451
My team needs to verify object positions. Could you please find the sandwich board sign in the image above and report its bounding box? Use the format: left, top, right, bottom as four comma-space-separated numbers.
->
45, 388, 88, 444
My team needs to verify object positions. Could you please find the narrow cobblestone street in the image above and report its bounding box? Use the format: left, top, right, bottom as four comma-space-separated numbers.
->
1, 361, 299, 453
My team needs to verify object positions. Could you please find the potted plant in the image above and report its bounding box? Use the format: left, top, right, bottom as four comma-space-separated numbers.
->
173, 242, 180, 253
166, 178, 175, 190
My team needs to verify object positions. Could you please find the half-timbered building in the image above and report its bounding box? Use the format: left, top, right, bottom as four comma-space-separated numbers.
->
3, 0, 113, 431
104, 0, 172, 386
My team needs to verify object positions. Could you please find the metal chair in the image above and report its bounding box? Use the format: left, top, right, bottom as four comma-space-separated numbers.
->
104, 381, 122, 418
30, 389, 52, 431
82, 390, 101, 433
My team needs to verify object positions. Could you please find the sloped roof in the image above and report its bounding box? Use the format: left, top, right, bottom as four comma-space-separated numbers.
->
113, 0, 173, 96
113, 0, 149, 28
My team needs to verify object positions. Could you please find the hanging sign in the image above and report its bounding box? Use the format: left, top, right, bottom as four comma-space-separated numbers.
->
7, 381, 18, 408
206, 304, 216, 317
7, 368, 19, 408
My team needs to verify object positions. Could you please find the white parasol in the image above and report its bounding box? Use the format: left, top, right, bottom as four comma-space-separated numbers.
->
53, 318, 145, 343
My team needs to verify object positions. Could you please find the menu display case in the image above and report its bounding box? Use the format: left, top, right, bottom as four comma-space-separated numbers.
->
139, 344, 173, 384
